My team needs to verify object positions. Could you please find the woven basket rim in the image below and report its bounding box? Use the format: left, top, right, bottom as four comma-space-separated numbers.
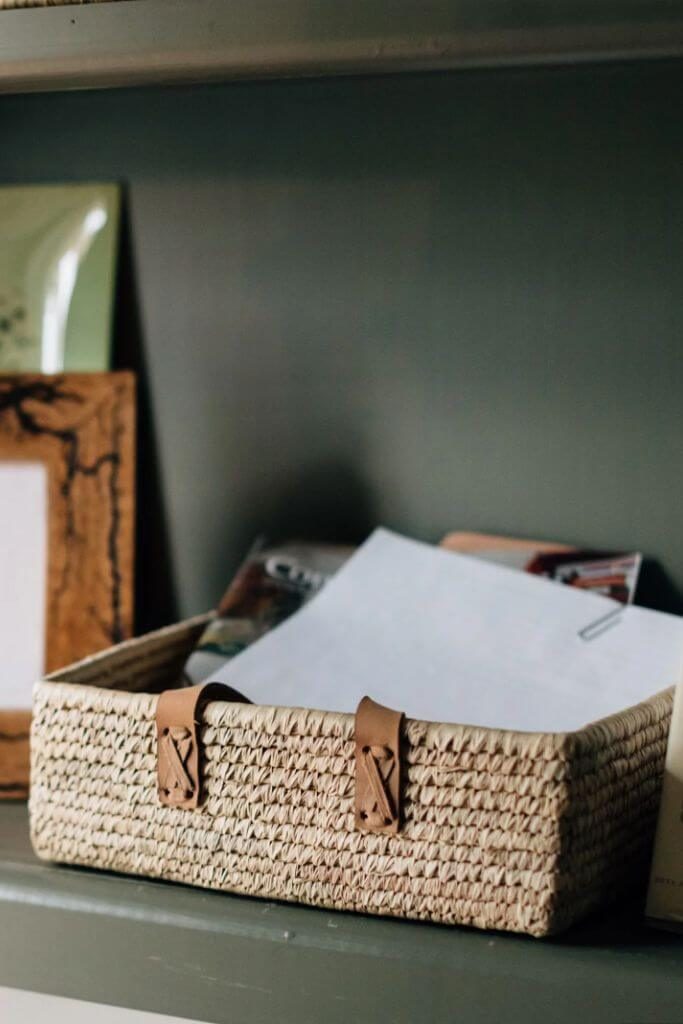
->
38, 612, 675, 751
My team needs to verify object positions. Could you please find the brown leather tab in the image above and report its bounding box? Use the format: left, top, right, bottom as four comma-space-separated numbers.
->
355, 696, 404, 834
156, 682, 248, 810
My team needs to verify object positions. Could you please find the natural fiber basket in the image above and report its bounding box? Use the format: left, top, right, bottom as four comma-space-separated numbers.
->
29, 614, 672, 937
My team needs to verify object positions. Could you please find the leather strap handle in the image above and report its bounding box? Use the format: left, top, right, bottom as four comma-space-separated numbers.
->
355, 696, 404, 834
157, 685, 404, 827
156, 682, 248, 809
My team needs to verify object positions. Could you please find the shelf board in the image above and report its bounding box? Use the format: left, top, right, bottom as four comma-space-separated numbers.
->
2, 0, 683, 93
1, 803, 683, 1023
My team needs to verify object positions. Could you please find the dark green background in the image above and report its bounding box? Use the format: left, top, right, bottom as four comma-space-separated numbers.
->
0, 60, 681, 622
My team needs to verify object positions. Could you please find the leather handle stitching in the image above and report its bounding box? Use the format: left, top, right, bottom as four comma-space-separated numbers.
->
361, 747, 395, 823
160, 730, 194, 795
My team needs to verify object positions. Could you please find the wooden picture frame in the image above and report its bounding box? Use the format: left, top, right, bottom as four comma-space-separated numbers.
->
0, 372, 135, 798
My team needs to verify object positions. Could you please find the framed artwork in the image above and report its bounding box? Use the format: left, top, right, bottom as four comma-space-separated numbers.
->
0, 372, 135, 797
0, 184, 120, 373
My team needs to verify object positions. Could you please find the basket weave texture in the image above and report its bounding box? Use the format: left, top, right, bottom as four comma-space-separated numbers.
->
29, 615, 672, 937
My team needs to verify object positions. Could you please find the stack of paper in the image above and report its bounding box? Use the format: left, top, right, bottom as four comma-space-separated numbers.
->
212, 529, 683, 733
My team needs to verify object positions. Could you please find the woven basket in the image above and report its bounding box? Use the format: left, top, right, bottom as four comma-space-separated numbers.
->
29, 614, 672, 937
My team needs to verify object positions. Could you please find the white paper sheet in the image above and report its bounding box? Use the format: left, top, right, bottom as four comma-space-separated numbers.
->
213, 529, 683, 733
0, 462, 47, 708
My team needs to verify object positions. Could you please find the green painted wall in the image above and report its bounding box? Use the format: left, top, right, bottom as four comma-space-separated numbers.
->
0, 62, 681, 621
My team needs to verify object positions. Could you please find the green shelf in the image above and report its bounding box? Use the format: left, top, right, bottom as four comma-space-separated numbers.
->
1, 802, 682, 1023
2, 0, 683, 95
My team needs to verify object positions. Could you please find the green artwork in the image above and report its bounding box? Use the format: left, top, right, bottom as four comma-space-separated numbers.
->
0, 183, 120, 372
